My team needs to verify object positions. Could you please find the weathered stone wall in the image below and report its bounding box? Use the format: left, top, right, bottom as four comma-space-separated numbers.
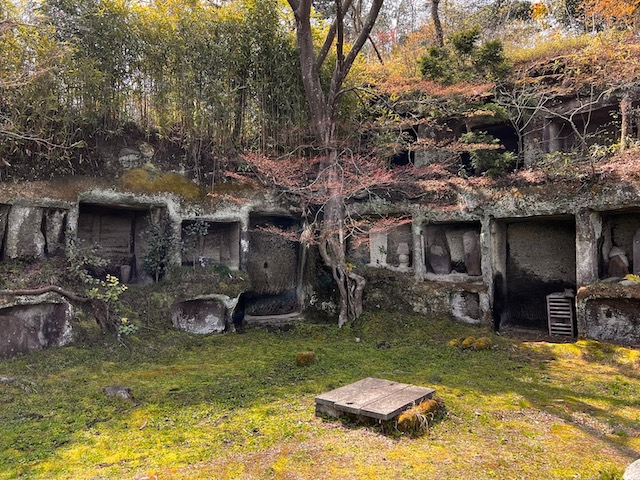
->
2, 205, 70, 260
4, 206, 46, 259
363, 268, 490, 324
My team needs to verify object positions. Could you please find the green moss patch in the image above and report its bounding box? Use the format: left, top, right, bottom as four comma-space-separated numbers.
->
0, 313, 637, 479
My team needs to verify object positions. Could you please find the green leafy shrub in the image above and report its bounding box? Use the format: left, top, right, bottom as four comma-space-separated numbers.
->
418, 29, 510, 85
419, 46, 453, 83
142, 221, 178, 282
65, 239, 108, 285
450, 28, 480, 56
460, 130, 516, 176
474, 40, 511, 80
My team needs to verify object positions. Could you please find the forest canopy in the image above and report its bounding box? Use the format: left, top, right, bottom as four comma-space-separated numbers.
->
1, 0, 640, 180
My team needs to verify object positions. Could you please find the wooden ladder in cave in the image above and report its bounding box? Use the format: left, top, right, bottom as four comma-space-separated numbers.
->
546, 293, 575, 337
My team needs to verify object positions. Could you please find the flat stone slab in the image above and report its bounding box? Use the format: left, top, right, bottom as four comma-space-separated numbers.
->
315, 377, 436, 421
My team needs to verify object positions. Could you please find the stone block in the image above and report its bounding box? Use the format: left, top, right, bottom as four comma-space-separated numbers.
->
0, 296, 74, 359
172, 294, 239, 334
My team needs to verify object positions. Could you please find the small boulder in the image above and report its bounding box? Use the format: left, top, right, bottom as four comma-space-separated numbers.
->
104, 385, 137, 404
625, 458, 640, 480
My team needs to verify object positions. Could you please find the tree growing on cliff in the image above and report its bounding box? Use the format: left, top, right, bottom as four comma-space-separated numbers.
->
255, 0, 385, 326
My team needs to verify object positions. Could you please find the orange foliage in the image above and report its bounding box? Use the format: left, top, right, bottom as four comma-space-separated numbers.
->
237, 153, 397, 206
584, 0, 640, 27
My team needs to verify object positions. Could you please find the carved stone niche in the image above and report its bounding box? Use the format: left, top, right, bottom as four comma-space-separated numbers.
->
423, 222, 482, 281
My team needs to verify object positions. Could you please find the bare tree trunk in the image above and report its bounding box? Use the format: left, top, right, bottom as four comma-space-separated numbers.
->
318, 166, 366, 327
621, 92, 633, 151
431, 0, 444, 47
287, 0, 382, 326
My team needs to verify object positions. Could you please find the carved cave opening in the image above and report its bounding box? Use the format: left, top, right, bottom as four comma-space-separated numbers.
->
77, 203, 154, 283
181, 220, 241, 270
500, 216, 576, 330
599, 209, 640, 279
245, 214, 301, 317
422, 222, 482, 277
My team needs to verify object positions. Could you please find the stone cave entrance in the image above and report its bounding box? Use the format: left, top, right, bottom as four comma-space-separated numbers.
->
77, 202, 159, 283
244, 214, 302, 318
495, 216, 576, 331
181, 220, 240, 270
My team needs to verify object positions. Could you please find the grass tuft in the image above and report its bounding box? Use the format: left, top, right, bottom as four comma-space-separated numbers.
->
396, 397, 446, 435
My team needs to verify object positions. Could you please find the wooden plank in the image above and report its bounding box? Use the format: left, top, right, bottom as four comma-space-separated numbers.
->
359, 386, 436, 420
332, 382, 409, 416
315, 377, 400, 408
316, 377, 437, 421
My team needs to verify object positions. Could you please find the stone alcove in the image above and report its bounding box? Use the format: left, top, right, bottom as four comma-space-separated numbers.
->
598, 209, 640, 279
421, 222, 482, 279
244, 214, 301, 317
181, 219, 241, 270
366, 223, 413, 271
77, 202, 160, 283
493, 216, 576, 331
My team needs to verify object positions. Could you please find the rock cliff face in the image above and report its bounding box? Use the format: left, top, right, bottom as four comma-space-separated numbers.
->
3, 152, 640, 350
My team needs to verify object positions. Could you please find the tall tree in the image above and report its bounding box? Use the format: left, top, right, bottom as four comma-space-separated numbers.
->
431, 0, 444, 47
285, 0, 384, 326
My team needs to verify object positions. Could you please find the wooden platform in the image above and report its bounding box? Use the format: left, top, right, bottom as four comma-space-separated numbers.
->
315, 377, 436, 421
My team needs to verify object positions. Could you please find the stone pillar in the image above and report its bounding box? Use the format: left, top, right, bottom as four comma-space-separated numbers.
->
575, 209, 602, 286
4, 206, 45, 260
546, 118, 563, 153
239, 217, 250, 271
488, 217, 507, 330
368, 231, 388, 267
44, 209, 67, 256
633, 229, 640, 276
575, 209, 603, 338
412, 218, 427, 280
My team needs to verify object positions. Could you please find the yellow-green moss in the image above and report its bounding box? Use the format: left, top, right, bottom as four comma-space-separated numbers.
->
460, 336, 476, 349
295, 351, 317, 367
119, 169, 202, 201
396, 397, 445, 434
472, 337, 493, 350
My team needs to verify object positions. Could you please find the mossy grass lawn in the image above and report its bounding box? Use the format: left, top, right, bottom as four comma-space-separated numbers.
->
1, 313, 638, 479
